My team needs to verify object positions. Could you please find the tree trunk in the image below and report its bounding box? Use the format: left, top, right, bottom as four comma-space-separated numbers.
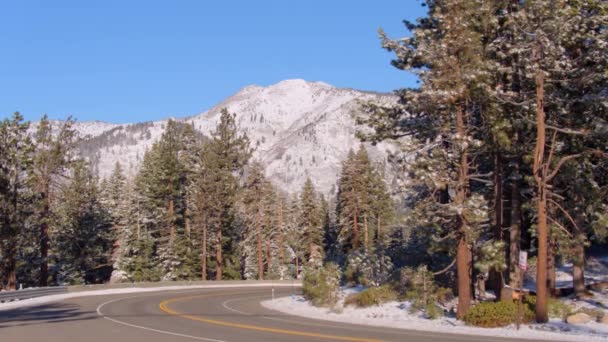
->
533, 62, 549, 323
0, 249, 3, 289
508, 167, 522, 291
377, 215, 382, 249
266, 241, 272, 276
168, 198, 175, 245
257, 209, 264, 280
573, 210, 586, 297
295, 256, 299, 279
353, 207, 359, 250
456, 235, 472, 319
216, 222, 222, 281
6, 242, 17, 290
278, 201, 285, 267
573, 239, 586, 297
7, 178, 18, 290
364, 214, 369, 254
490, 149, 505, 299
40, 188, 50, 287
455, 105, 472, 319
202, 217, 207, 281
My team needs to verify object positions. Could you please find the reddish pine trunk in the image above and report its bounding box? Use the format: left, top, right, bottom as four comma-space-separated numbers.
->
266, 241, 272, 275
377, 215, 382, 249
278, 202, 285, 267
216, 222, 222, 281
353, 207, 359, 250
508, 168, 522, 291
168, 198, 175, 245
6, 242, 17, 290
257, 209, 264, 280
573, 242, 586, 296
364, 214, 369, 253
202, 217, 207, 281
573, 211, 586, 297
456, 235, 472, 318
533, 64, 549, 323
40, 191, 50, 287
491, 149, 505, 299
455, 105, 472, 319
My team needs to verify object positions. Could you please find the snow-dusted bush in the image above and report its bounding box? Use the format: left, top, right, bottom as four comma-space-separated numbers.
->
464, 301, 534, 328
399, 266, 452, 319
344, 285, 398, 307
344, 251, 393, 286
302, 262, 342, 307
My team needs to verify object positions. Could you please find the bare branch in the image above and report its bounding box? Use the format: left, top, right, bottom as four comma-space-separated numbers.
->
521, 115, 589, 136
547, 198, 579, 232
546, 154, 583, 182
547, 126, 589, 136
433, 258, 457, 276
548, 216, 573, 238
545, 129, 558, 174
470, 177, 494, 185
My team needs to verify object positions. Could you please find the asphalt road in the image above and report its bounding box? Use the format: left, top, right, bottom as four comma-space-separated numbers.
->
0, 287, 555, 342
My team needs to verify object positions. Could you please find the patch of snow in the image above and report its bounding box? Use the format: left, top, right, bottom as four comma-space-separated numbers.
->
262, 290, 608, 342
524, 256, 608, 291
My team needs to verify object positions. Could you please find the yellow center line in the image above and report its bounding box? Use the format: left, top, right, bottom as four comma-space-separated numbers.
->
159, 292, 385, 342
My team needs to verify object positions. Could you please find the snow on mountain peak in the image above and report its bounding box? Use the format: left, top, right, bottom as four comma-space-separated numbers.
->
73, 79, 397, 194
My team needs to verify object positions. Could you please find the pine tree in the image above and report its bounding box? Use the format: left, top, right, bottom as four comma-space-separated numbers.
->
274, 190, 289, 278
298, 178, 324, 269
196, 108, 251, 280
121, 120, 203, 281
336, 150, 361, 253
336, 146, 394, 257
99, 162, 131, 282
30, 115, 77, 286
359, 0, 495, 318
491, 0, 608, 321
0, 113, 34, 289
241, 161, 274, 280
54, 161, 113, 284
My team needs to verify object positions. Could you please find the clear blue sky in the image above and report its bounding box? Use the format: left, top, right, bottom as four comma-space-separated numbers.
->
0, 1, 426, 124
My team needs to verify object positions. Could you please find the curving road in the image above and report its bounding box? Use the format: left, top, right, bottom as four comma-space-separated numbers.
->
0, 287, 551, 342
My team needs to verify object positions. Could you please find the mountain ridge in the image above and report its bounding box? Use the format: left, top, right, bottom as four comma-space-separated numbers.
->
58, 79, 397, 195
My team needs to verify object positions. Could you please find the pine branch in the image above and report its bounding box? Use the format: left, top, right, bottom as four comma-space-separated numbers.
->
433, 258, 457, 276
432, 232, 457, 242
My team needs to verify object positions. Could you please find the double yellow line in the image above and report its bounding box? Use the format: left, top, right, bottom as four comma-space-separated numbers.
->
159, 292, 385, 342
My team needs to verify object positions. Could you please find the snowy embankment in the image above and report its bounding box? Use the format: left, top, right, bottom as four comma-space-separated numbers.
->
262, 286, 608, 342
0, 282, 300, 312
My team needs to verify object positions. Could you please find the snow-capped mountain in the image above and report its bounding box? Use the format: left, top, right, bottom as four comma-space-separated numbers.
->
73, 79, 397, 195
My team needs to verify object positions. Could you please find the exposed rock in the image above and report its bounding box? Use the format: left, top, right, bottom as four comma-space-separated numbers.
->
566, 312, 592, 324
599, 314, 608, 325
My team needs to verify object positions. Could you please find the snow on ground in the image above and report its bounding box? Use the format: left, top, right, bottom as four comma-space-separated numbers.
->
262, 289, 608, 342
0, 283, 300, 312
525, 256, 608, 291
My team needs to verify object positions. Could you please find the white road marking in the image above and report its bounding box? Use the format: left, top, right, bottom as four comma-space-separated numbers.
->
96, 294, 227, 342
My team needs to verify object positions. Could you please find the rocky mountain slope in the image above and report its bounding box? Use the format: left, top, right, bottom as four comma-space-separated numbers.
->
72, 79, 397, 195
